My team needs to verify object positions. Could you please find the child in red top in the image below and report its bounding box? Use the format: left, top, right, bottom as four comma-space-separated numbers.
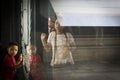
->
1, 42, 24, 80
26, 44, 44, 80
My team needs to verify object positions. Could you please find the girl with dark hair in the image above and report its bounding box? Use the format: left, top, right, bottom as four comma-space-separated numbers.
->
41, 19, 76, 67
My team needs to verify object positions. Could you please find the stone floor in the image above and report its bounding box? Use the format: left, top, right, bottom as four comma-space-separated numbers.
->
43, 61, 120, 80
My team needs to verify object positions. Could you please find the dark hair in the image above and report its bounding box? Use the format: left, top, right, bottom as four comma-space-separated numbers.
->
8, 42, 18, 48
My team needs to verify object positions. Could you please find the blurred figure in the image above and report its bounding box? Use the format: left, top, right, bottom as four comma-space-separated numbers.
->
48, 17, 55, 34
1, 42, 24, 80
26, 44, 44, 80
95, 27, 104, 46
41, 19, 76, 67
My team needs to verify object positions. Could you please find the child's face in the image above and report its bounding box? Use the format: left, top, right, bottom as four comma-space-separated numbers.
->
8, 45, 18, 56
26, 45, 36, 55
54, 19, 64, 31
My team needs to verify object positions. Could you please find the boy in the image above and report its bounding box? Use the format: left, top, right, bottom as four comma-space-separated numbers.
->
1, 42, 24, 80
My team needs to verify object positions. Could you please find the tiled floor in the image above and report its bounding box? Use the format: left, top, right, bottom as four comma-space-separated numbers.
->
43, 61, 120, 80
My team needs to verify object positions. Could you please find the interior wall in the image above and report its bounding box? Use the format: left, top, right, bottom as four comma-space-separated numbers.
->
1, 0, 21, 47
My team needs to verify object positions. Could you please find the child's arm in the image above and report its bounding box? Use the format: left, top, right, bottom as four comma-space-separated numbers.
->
41, 33, 51, 52
12, 54, 24, 69
68, 33, 77, 52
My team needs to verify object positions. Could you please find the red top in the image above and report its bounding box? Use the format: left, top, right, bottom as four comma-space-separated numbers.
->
1, 54, 16, 80
30, 54, 42, 66
29, 54, 44, 80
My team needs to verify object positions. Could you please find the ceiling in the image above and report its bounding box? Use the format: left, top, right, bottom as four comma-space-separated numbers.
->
50, 0, 120, 26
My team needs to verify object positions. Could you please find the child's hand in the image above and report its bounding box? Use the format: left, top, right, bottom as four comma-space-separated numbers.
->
19, 55, 25, 66
16, 54, 24, 67
21, 56, 25, 65
19, 54, 23, 62
41, 33, 46, 40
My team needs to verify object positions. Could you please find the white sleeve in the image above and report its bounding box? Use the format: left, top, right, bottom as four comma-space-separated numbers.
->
66, 33, 75, 44
67, 32, 77, 51
47, 31, 55, 43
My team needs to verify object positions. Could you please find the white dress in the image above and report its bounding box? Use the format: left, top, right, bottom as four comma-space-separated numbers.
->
47, 31, 75, 66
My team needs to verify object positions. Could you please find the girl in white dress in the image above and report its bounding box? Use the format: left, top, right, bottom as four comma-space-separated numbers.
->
41, 19, 76, 67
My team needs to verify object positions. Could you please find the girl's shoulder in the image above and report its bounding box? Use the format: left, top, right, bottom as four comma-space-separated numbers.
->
66, 32, 72, 37
51, 31, 56, 34
49, 31, 56, 37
